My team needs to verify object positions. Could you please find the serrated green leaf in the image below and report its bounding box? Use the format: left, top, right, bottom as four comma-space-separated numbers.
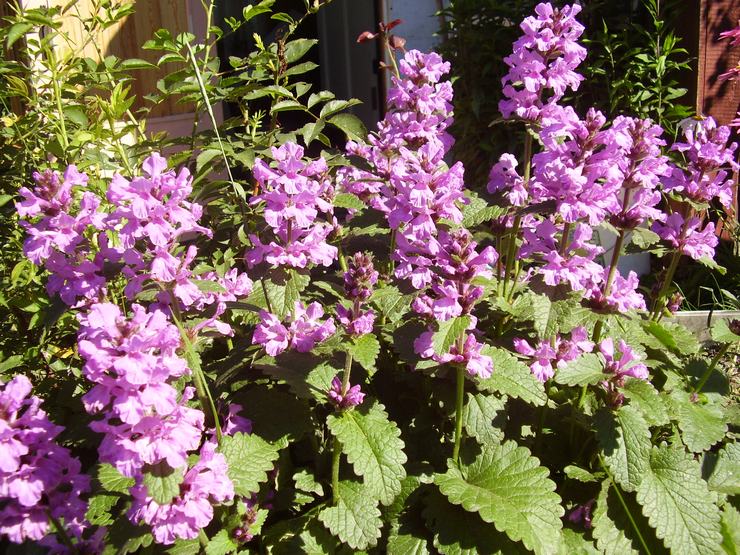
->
371, 285, 412, 324
621, 378, 669, 426
97, 463, 135, 493
301, 119, 326, 146
387, 532, 430, 554
463, 393, 505, 445
630, 227, 660, 249
636, 444, 722, 555
293, 468, 325, 496
591, 480, 639, 555
434, 441, 563, 555
142, 461, 185, 505
205, 529, 237, 555
333, 192, 366, 210
349, 334, 380, 371
432, 317, 470, 356
557, 529, 599, 555
707, 441, 740, 495
218, 432, 280, 496
328, 400, 406, 505
711, 319, 740, 343
595, 406, 651, 492
461, 194, 506, 227
191, 278, 227, 293
672, 392, 727, 453
85, 493, 118, 526
643, 320, 699, 355
247, 270, 310, 319
478, 347, 547, 406
563, 465, 600, 483
423, 490, 525, 555
530, 294, 552, 338
319, 481, 382, 550
554, 353, 607, 386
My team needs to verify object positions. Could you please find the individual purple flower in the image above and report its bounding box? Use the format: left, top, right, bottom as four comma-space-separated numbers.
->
129, 441, 234, 545
568, 499, 595, 530
652, 213, 719, 261
487, 153, 528, 206
414, 331, 493, 378
599, 338, 649, 383
584, 268, 646, 313
0, 375, 91, 546
513, 327, 594, 382
328, 376, 366, 409
253, 311, 290, 356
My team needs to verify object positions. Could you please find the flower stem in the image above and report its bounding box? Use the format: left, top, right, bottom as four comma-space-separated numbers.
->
47, 510, 78, 554
452, 365, 465, 464
331, 436, 341, 504
341, 351, 354, 397
694, 343, 730, 394
650, 250, 681, 320
593, 229, 626, 343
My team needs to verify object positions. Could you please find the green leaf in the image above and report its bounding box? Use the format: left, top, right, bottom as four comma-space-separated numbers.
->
554, 353, 607, 386
142, 461, 185, 505
284, 38, 318, 63
463, 393, 505, 445
166, 539, 201, 555
557, 529, 599, 555
327, 400, 407, 505
529, 294, 552, 338
423, 490, 525, 555
630, 228, 660, 249
706, 441, 740, 495
387, 533, 430, 555
7, 22, 33, 48
86, 494, 118, 526
672, 392, 727, 453
319, 481, 382, 550
371, 285, 412, 324
196, 148, 222, 172
432, 316, 470, 356
711, 319, 740, 343
247, 270, 310, 319
563, 465, 600, 483
308, 90, 335, 108
591, 480, 639, 555
333, 192, 366, 210
636, 444, 722, 555
434, 441, 563, 555
191, 279, 227, 293
349, 334, 380, 371
293, 468, 325, 497
205, 529, 237, 555
643, 320, 699, 355
218, 432, 280, 496
97, 463, 134, 493
63, 105, 88, 126
272, 99, 304, 112
320, 99, 360, 118
595, 407, 651, 492
301, 120, 326, 146
461, 194, 506, 227
720, 504, 740, 555
478, 347, 547, 406
329, 113, 367, 142
621, 378, 669, 427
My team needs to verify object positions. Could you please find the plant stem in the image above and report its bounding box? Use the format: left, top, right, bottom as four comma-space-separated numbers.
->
198, 528, 209, 548
46, 510, 78, 554
331, 436, 341, 504
600, 456, 652, 555
593, 229, 627, 343
341, 351, 354, 397
650, 250, 681, 320
260, 278, 274, 314
452, 365, 465, 464
694, 343, 730, 394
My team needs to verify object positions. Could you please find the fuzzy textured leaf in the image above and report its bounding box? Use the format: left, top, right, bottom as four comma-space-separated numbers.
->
319, 481, 382, 550
328, 400, 406, 505
463, 392, 505, 445
478, 347, 547, 406
142, 462, 185, 505
596, 406, 651, 492
349, 334, 380, 371
636, 444, 722, 555
621, 378, 669, 426
673, 392, 727, 453
706, 441, 740, 495
591, 480, 639, 555
434, 441, 563, 554
97, 463, 135, 493
218, 432, 280, 497
554, 353, 607, 386
432, 316, 470, 356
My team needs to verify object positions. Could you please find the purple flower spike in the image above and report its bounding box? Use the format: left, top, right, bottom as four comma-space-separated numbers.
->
328, 376, 366, 409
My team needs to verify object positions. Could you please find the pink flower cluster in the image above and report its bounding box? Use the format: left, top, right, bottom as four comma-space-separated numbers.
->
253, 301, 336, 356
499, 2, 586, 122
513, 327, 594, 382
328, 377, 366, 409
247, 143, 337, 268
599, 338, 649, 407
0, 375, 90, 547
